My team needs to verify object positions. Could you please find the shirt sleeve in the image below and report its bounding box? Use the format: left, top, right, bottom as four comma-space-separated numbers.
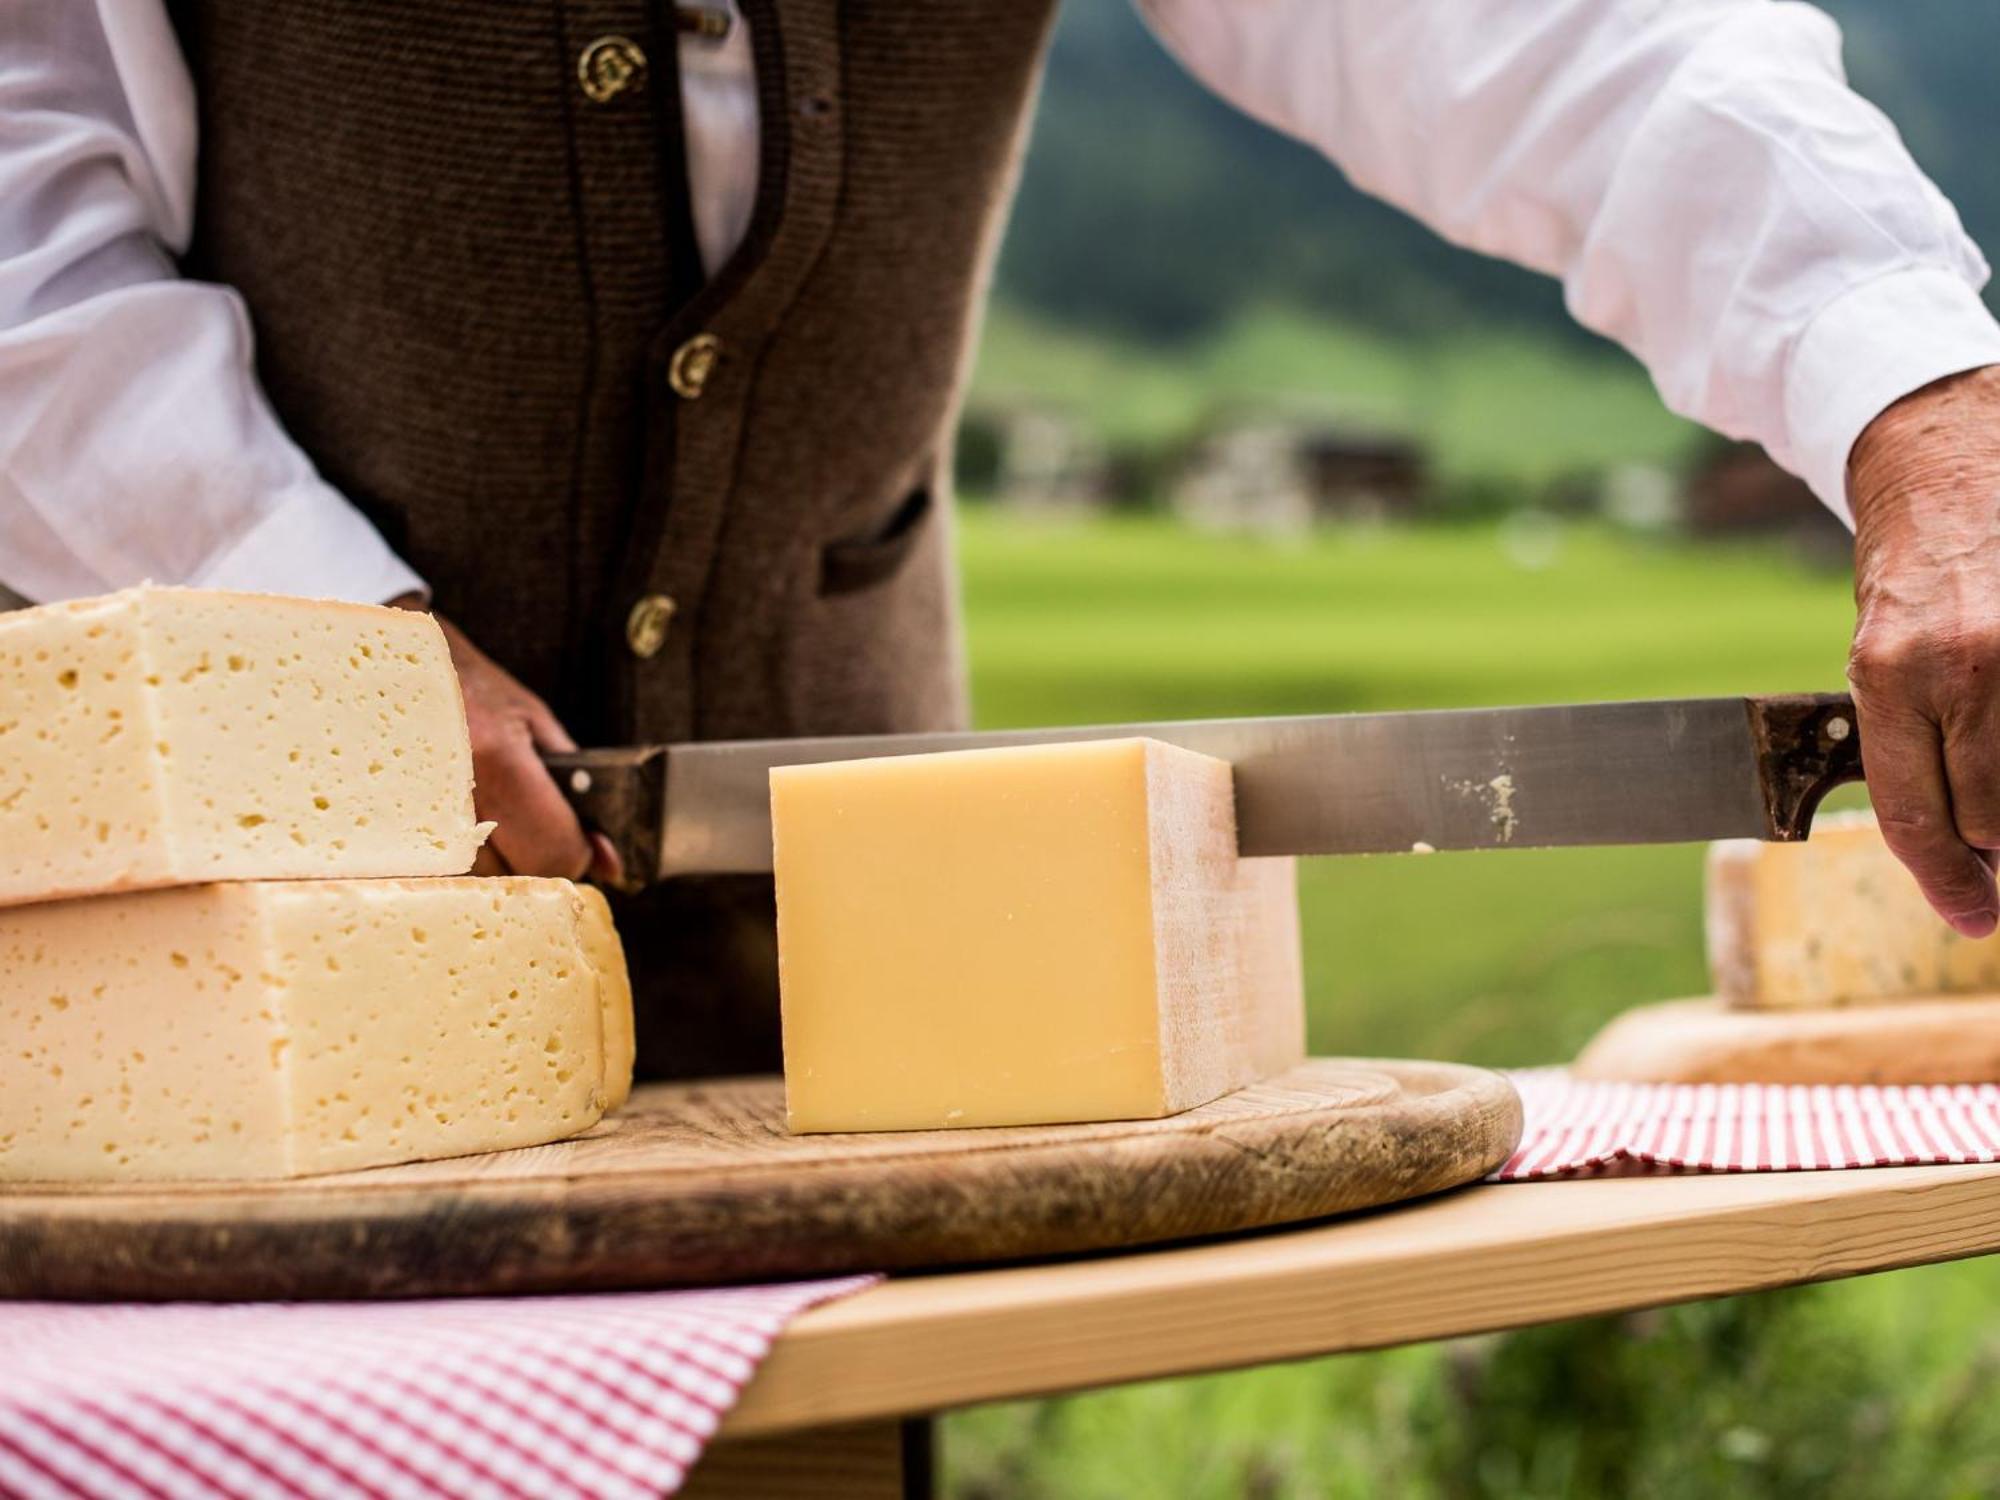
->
1137, 0, 2000, 525
0, 0, 426, 605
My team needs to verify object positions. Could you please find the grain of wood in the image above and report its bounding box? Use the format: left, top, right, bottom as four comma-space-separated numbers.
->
722, 1161, 2000, 1435
1573, 994, 2000, 1083
680, 1420, 912, 1499
0, 1058, 1518, 1299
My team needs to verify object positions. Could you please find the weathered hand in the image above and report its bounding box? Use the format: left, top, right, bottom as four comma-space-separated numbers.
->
390, 597, 618, 883
1848, 364, 2000, 936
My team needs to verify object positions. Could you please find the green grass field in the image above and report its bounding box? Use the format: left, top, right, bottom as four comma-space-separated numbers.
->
939, 509, 2000, 1499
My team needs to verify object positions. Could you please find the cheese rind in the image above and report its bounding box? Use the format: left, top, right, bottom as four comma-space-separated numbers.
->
0, 877, 622, 1181
1707, 812, 2000, 1008
576, 884, 637, 1112
0, 586, 485, 906
773, 738, 1305, 1133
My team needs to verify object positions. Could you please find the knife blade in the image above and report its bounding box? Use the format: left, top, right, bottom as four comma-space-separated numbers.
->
543, 693, 1862, 891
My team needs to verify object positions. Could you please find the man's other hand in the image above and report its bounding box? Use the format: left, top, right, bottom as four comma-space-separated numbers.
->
389, 596, 618, 882
1849, 364, 2000, 937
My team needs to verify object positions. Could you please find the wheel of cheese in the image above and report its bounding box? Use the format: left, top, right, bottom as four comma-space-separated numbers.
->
1708, 812, 2000, 1008
0, 877, 633, 1181
0, 586, 488, 906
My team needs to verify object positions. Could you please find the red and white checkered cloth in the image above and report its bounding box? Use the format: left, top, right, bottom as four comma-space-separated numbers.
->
1499, 1069, 2000, 1179
0, 1278, 874, 1500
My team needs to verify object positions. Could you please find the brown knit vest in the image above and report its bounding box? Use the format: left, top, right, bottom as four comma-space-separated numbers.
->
169, 0, 1058, 1075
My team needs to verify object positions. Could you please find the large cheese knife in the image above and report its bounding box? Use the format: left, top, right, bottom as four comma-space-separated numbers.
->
543, 692, 1863, 893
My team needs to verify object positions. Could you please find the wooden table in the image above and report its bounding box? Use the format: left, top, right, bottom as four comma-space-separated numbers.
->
682, 1162, 2000, 1497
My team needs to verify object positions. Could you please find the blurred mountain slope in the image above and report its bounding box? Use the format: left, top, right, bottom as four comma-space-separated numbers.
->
996, 1, 2000, 346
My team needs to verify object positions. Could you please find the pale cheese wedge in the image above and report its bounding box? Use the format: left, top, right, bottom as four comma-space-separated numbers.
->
0, 877, 633, 1181
0, 586, 487, 906
772, 737, 1304, 1133
1708, 811, 2000, 1008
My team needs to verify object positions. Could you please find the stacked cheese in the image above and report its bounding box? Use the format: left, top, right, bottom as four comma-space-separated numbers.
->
772, 737, 1303, 1132
1707, 810, 2000, 1007
0, 587, 634, 1181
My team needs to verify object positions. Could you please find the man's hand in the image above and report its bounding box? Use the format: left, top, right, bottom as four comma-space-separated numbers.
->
390, 596, 617, 882
1848, 364, 2000, 937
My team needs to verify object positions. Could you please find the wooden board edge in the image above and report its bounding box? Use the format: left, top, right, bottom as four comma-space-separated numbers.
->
721, 1162, 2000, 1435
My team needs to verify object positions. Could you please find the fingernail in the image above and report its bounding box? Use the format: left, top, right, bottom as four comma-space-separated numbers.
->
1956, 910, 2000, 940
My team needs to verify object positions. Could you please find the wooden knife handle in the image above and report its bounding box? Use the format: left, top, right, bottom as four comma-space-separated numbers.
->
540, 747, 666, 894
1746, 693, 1863, 840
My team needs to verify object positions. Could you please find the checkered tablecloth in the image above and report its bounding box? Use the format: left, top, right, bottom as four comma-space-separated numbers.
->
0, 1279, 874, 1500
1498, 1069, 2000, 1178
12, 1070, 2000, 1498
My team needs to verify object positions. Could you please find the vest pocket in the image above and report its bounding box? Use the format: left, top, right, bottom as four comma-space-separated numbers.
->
819, 485, 934, 596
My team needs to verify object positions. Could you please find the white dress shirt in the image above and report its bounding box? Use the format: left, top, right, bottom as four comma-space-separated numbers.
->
3, 0, 1998, 607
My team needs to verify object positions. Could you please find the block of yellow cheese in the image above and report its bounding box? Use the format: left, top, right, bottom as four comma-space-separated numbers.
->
772, 738, 1304, 1133
1708, 811, 2000, 1008
0, 877, 634, 1181
0, 586, 487, 907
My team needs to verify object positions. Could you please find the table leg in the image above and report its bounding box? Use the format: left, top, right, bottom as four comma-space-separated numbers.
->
681, 1417, 934, 1499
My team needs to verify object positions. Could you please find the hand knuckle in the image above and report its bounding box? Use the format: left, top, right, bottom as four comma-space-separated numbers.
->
471, 715, 521, 752
1933, 634, 2000, 690
1959, 819, 2000, 850
1853, 616, 2000, 697
478, 722, 533, 759
1873, 802, 1951, 851
1848, 629, 1926, 691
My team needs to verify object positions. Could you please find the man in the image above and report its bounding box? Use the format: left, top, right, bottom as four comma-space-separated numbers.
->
7, 2, 2000, 1077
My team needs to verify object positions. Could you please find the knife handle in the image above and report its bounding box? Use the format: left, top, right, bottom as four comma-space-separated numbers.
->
1747, 693, 1863, 840
540, 747, 666, 894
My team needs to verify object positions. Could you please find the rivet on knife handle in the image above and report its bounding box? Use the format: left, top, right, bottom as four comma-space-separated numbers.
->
1746, 693, 1863, 840
540, 746, 667, 894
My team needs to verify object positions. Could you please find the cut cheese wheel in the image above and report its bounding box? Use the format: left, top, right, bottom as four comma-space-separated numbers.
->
0, 586, 487, 906
1708, 811, 2000, 1008
0, 877, 632, 1181
772, 737, 1305, 1133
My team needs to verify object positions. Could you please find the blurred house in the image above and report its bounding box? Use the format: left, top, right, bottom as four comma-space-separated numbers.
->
1171, 416, 1426, 537
1597, 463, 1680, 532
960, 401, 1112, 513
1684, 441, 1850, 559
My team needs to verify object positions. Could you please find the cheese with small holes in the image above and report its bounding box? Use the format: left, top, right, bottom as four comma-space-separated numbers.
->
0, 586, 487, 906
0, 877, 634, 1181
773, 737, 1305, 1133
1708, 811, 2000, 1008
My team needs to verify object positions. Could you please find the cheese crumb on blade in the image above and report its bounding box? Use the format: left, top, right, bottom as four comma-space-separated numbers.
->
0, 586, 487, 907
1708, 811, 2000, 1008
0, 877, 634, 1181
772, 737, 1304, 1134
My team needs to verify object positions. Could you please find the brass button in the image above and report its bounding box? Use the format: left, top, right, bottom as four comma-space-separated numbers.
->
578, 35, 647, 103
668, 333, 721, 399
625, 594, 676, 659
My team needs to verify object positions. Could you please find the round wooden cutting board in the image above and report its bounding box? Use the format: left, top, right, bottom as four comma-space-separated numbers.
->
0, 1058, 1519, 1300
